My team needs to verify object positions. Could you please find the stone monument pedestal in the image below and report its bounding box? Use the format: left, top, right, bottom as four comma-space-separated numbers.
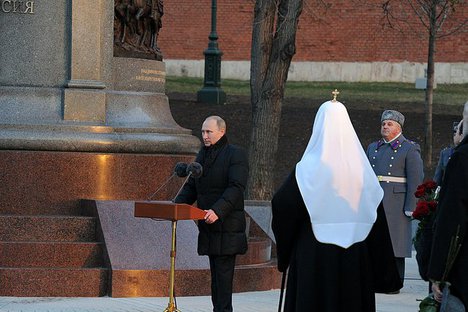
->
0, 0, 201, 297
0, 1, 281, 297
94, 200, 279, 297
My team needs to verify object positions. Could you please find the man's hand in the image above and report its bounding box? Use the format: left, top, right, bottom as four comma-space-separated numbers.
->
204, 209, 219, 224
431, 282, 443, 302
405, 211, 413, 217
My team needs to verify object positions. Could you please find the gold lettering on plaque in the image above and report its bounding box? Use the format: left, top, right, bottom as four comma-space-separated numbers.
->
135, 76, 165, 83
1, 0, 35, 14
140, 69, 165, 76
135, 68, 165, 83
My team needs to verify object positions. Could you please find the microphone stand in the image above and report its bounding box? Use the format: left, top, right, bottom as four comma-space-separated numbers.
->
147, 172, 177, 201
171, 172, 192, 203
141, 165, 201, 311
163, 172, 192, 312
164, 216, 181, 312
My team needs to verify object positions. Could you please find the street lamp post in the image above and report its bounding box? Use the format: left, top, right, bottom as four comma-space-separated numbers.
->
197, 0, 226, 105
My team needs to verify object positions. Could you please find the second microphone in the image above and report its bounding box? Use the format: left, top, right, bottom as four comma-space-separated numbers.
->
174, 162, 203, 178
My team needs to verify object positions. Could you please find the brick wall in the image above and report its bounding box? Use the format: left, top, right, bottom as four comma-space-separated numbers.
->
158, 0, 467, 62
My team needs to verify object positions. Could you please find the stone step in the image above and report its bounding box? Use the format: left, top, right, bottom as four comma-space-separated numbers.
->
233, 260, 282, 293
0, 267, 108, 297
0, 215, 97, 242
110, 260, 281, 297
236, 236, 272, 266
0, 242, 104, 268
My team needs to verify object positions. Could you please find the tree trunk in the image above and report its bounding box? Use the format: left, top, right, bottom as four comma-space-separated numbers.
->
250, 0, 275, 109
423, 3, 437, 169
380, 0, 465, 167
247, 0, 304, 200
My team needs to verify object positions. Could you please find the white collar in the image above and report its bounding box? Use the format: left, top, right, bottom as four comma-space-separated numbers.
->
383, 132, 402, 143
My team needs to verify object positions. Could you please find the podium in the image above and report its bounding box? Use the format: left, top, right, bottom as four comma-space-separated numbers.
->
135, 201, 206, 312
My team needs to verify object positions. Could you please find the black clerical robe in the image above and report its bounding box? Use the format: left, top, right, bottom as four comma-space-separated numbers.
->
271, 170, 402, 312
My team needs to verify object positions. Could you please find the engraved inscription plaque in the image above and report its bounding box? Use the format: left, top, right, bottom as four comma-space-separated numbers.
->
1, 0, 35, 14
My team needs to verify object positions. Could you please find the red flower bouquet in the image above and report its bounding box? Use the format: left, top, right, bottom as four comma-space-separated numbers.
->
413, 180, 439, 241
413, 180, 440, 282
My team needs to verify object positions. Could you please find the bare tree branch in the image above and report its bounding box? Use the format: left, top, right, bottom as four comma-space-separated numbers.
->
379, 0, 467, 168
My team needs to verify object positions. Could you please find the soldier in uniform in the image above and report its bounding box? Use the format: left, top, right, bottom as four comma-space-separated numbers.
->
366, 110, 424, 292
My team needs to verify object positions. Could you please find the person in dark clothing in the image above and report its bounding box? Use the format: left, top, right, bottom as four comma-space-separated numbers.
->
175, 115, 249, 312
428, 103, 468, 309
433, 119, 464, 186
272, 100, 402, 312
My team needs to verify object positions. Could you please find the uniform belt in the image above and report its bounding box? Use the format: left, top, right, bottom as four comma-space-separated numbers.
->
377, 175, 407, 183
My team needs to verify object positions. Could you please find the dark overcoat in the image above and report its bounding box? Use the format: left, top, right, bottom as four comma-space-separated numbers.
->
366, 134, 424, 257
271, 170, 402, 312
428, 136, 468, 308
175, 135, 249, 256
433, 146, 454, 185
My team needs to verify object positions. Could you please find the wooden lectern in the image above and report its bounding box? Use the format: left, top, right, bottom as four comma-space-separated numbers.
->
134, 201, 206, 312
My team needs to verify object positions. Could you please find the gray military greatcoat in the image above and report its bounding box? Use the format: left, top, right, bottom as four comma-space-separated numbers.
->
367, 134, 424, 258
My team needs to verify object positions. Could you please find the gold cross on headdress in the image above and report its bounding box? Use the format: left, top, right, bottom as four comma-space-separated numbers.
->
331, 89, 340, 102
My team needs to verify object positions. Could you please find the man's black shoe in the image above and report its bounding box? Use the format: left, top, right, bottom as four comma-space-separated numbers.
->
386, 290, 400, 294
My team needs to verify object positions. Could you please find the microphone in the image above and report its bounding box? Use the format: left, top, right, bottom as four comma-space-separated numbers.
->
174, 162, 188, 177
147, 162, 203, 201
171, 162, 203, 202
187, 162, 203, 178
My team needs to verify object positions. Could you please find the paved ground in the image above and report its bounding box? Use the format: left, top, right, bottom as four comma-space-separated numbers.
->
0, 253, 428, 312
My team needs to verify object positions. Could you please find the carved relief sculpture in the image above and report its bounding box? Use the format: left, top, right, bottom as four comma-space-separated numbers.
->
114, 0, 164, 61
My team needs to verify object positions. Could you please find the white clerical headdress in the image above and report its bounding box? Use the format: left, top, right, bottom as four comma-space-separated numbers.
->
296, 100, 384, 248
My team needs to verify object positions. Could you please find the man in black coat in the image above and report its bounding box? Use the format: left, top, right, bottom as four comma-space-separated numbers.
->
175, 115, 249, 312
428, 103, 468, 309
